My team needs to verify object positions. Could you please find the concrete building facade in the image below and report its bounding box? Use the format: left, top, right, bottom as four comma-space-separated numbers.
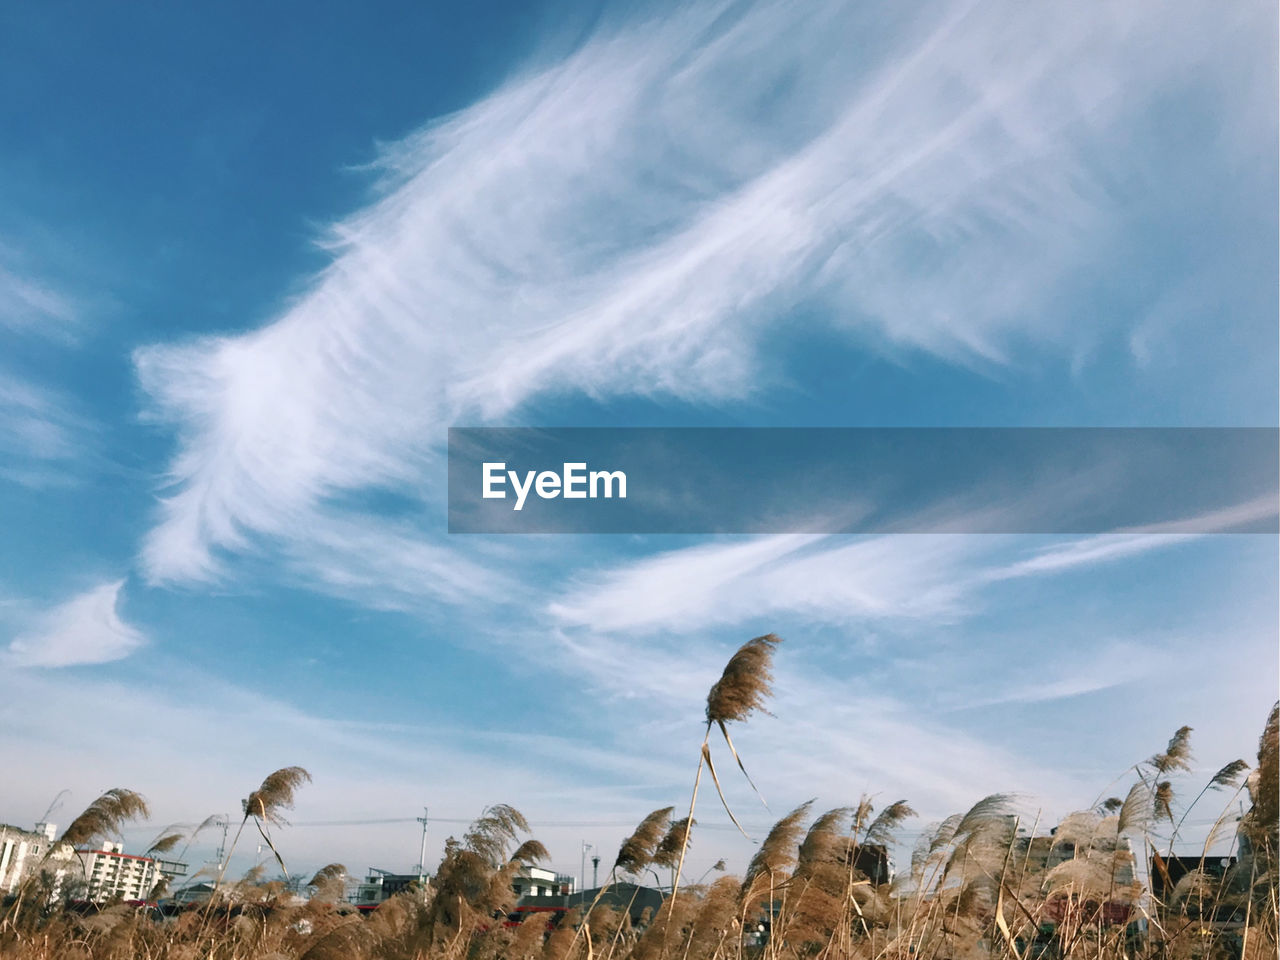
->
512, 865, 574, 899
78, 842, 163, 903
0, 822, 72, 895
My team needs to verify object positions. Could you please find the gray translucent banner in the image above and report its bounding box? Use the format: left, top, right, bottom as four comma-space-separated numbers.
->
447, 428, 1278, 534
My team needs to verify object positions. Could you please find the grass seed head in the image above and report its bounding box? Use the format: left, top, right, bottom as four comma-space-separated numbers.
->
243, 766, 312, 825
59, 788, 150, 848
615, 806, 674, 873
1148, 725, 1194, 775
653, 816, 696, 869
706, 633, 781, 725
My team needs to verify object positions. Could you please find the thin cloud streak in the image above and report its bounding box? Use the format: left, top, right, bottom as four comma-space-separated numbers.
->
0, 253, 79, 337
549, 534, 978, 635
134, 0, 1265, 588
0, 369, 102, 489
557, 477, 1280, 638
546, 521, 1223, 638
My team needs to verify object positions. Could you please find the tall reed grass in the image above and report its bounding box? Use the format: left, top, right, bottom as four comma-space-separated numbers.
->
0, 636, 1274, 960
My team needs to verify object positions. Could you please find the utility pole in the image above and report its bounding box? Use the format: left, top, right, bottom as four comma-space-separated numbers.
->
209, 816, 230, 872
416, 807, 430, 880
580, 841, 593, 904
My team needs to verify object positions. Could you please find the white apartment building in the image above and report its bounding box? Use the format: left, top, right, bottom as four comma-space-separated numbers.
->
0, 822, 71, 895
78, 842, 163, 903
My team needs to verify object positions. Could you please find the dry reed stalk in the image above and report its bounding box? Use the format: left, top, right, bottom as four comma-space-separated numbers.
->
671, 634, 782, 911
681, 875, 739, 960
603, 893, 642, 960
211, 767, 312, 898
568, 807, 674, 958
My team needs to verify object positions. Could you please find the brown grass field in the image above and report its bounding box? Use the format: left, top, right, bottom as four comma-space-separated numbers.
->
2, 634, 1276, 960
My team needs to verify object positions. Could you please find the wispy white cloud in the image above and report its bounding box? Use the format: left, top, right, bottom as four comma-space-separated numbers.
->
134, 0, 1267, 588
0, 374, 86, 483
549, 534, 978, 635
545, 520, 1227, 638
4, 580, 146, 668
761, 674, 1087, 816
278, 512, 524, 610
0, 242, 99, 486
942, 639, 1161, 712
0, 252, 79, 337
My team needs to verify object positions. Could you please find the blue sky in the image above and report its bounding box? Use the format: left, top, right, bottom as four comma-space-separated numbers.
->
0, 0, 1276, 886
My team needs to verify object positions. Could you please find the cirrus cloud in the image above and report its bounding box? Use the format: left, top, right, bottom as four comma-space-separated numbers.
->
5, 580, 147, 668
133, 0, 1270, 588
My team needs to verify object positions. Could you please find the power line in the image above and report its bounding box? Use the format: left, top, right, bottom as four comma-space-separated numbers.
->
288, 816, 768, 831
285, 814, 1235, 831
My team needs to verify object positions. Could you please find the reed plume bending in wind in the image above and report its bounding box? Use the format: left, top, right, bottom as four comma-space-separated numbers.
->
670, 634, 782, 904
1236, 702, 1280, 958
616, 807, 674, 876
307, 863, 348, 903
57, 788, 152, 918
679, 874, 740, 960
653, 817, 695, 872
144, 829, 185, 857
1245, 703, 1279, 855
212, 766, 312, 895
1116, 781, 1151, 836
425, 803, 546, 944
244, 766, 312, 825
1148, 725, 1194, 776
651, 815, 696, 893
864, 800, 917, 849
1153, 781, 1175, 823
741, 800, 812, 904
464, 803, 533, 868
564, 805, 679, 957
705, 634, 780, 726
511, 838, 551, 865
794, 807, 851, 875
784, 807, 854, 951
58, 788, 151, 849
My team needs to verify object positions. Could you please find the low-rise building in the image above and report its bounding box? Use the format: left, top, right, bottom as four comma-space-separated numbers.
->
512, 865, 575, 900
353, 868, 429, 911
